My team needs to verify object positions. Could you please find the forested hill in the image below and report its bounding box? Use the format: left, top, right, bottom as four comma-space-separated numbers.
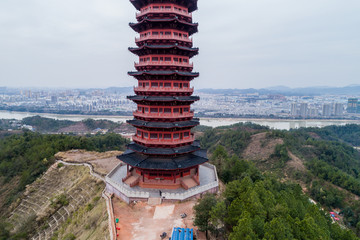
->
0, 132, 128, 215
195, 123, 360, 239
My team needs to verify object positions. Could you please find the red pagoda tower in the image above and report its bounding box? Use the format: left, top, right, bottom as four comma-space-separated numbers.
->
118, 0, 208, 190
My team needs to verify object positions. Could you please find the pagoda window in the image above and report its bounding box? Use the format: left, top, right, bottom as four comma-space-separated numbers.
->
137, 130, 142, 136
137, 106, 142, 111
153, 6, 159, 9
184, 132, 190, 137
164, 134, 171, 139
184, 83, 189, 88
159, 133, 163, 139
183, 34, 188, 38
143, 132, 149, 138
159, 108, 163, 113
150, 133, 158, 139
151, 82, 158, 87
145, 82, 150, 86
174, 83, 179, 87
174, 58, 179, 62
165, 57, 171, 61
183, 59, 188, 63
159, 83, 163, 87
165, 6, 171, 10
173, 108, 179, 113
152, 32, 159, 35
164, 108, 171, 113
144, 107, 149, 113
184, 107, 189, 112
150, 108, 158, 113
173, 133, 179, 139
165, 31, 171, 36
164, 82, 171, 87
174, 32, 179, 36
146, 57, 150, 61
152, 57, 159, 61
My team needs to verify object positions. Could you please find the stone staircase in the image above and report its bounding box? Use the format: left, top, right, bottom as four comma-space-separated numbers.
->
147, 197, 162, 206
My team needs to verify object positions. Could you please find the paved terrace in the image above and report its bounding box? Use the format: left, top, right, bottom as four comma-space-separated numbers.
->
106, 163, 218, 202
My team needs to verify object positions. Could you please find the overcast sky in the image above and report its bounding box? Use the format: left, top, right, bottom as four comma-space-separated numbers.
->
0, 0, 359, 89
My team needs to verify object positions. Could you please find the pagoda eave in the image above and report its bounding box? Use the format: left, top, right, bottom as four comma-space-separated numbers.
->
118, 148, 208, 170
127, 95, 200, 103
129, 45, 199, 58
128, 70, 199, 78
130, 0, 198, 13
127, 119, 199, 129
129, 18, 198, 35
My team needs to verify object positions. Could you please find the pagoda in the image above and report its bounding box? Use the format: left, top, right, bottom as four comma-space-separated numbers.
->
118, 0, 208, 190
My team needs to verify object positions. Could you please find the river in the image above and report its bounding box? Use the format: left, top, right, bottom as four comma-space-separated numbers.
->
1, 110, 359, 130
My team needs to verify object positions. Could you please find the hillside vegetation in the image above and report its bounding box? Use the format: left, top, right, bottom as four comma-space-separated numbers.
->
196, 123, 360, 238
0, 131, 128, 216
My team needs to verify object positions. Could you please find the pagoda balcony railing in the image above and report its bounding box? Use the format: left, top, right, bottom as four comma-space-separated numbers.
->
132, 135, 195, 145
136, 8, 192, 18
133, 111, 194, 119
134, 86, 194, 93
135, 35, 192, 43
135, 61, 193, 68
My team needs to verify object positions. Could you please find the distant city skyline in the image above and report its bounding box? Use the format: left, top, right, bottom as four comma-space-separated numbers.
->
0, 0, 359, 89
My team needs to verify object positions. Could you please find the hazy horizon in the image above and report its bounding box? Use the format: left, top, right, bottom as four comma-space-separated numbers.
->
1, 0, 359, 89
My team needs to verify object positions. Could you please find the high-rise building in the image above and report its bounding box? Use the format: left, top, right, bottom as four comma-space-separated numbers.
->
105, 0, 219, 200
347, 98, 358, 113
309, 108, 319, 117
290, 103, 297, 116
334, 103, 343, 116
322, 104, 331, 117
300, 103, 308, 118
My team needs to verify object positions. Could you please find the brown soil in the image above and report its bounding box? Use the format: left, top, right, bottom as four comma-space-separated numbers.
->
55, 150, 123, 175
242, 132, 283, 161
112, 198, 205, 240
285, 151, 306, 172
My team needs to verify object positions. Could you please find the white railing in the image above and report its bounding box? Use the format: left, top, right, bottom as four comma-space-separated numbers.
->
106, 176, 150, 199
162, 163, 219, 200
161, 181, 218, 200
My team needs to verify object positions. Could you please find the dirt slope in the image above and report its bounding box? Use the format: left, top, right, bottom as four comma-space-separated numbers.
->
242, 132, 283, 161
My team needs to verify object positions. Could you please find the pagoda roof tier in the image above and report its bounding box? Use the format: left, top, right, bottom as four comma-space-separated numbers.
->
130, 0, 198, 13
127, 95, 199, 103
128, 70, 199, 80
129, 45, 199, 58
127, 141, 200, 155
118, 149, 207, 170
129, 17, 198, 36
128, 118, 199, 129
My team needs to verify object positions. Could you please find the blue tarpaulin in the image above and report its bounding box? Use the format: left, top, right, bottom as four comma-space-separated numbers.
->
171, 227, 193, 240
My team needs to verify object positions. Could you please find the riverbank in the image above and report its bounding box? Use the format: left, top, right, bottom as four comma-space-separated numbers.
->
1, 110, 359, 130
